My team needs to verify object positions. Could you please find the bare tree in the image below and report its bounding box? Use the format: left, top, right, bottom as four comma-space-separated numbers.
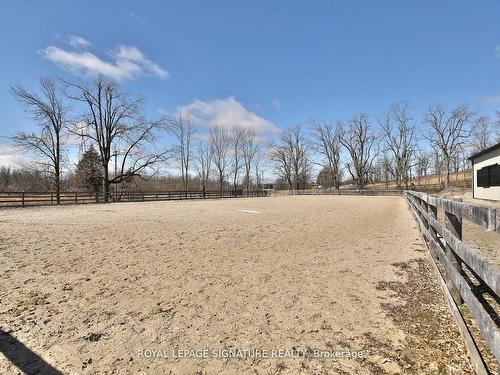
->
424, 104, 473, 188
451, 146, 462, 176
194, 140, 212, 197
209, 126, 230, 196
459, 147, 471, 179
65, 76, 169, 200
270, 142, 292, 189
381, 153, 393, 188
0, 166, 51, 191
254, 157, 264, 189
496, 112, 500, 143
10, 78, 68, 203
310, 120, 342, 190
415, 150, 430, 185
270, 125, 310, 190
431, 146, 443, 186
450, 145, 471, 179
371, 152, 393, 188
380, 103, 418, 189
230, 125, 246, 193
369, 157, 385, 184
242, 129, 259, 194
163, 109, 197, 196
339, 114, 379, 188
472, 116, 492, 152
0, 166, 11, 190
289, 126, 311, 190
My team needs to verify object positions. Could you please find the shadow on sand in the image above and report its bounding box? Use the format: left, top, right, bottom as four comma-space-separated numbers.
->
0, 329, 63, 375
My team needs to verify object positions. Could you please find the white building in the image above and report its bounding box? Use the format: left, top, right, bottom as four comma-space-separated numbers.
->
469, 143, 500, 201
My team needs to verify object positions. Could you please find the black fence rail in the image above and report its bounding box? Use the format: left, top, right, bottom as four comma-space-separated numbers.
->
0, 190, 268, 208
405, 191, 499, 374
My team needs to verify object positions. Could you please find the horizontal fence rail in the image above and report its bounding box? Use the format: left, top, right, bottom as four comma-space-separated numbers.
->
407, 191, 500, 234
0, 190, 268, 208
270, 189, 403, 197
405, 190, 500, 372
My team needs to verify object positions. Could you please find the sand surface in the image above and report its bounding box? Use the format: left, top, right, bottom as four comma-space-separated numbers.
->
0, 196, 472, 374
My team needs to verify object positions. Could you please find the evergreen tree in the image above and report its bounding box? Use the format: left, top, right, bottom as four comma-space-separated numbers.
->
75, 146, 102, 192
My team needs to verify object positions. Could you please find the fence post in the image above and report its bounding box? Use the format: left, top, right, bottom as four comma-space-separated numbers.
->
22, 191, 25, 207
420, 197, 439, 262
444, 203, 464, 306
420, 197, 429, 230
75, 192, 78, 204
428, 202, 439, 245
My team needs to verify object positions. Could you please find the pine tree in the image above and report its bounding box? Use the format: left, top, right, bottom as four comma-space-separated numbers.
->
75, 146, 102, 192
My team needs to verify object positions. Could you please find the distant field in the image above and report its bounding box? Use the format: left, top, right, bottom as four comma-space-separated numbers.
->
0, 196, 473, 374
366, 170, 471, 190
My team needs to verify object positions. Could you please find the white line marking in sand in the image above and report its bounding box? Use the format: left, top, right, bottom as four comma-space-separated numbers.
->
235, 210, 260, 214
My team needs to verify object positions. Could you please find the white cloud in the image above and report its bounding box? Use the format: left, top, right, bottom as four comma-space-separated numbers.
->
0, 144, 23, 168
130, 11, 146, 24
483, 95, 500, 107
271, 98, 282, 109
67, 35, 90, 48
178, 97, 280, 134
496, 45, 500, 59
41, 44, 168, 81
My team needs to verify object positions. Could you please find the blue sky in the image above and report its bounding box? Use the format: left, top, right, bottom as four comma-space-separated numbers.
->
1, 0, 500, 167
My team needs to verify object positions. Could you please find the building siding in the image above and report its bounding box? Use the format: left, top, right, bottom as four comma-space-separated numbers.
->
472, 146, 500, 201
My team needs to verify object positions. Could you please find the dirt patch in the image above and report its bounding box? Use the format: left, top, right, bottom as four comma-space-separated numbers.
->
375, 259, 473, 374
0, 196, 474, 374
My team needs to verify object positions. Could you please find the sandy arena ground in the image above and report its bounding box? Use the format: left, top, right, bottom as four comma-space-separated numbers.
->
0, 196, 472, 374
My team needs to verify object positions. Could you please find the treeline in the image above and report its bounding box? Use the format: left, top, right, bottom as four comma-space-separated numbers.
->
4, 76, 264, 197
271, 103, 499, 190
0, 164, 236, 193
3, 77, 500, 195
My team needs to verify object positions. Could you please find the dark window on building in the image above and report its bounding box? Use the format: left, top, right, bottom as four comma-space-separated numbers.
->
490, 164, 500, 186
477, 164, 500, 188
477, 167, 489, 188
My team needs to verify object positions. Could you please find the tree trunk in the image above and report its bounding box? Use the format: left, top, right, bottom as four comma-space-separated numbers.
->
103, 166, 110, 202
233, 173, 237, 196
55, 139, 61, 204
219, 173, 223, 197
183, 176, 188, 198
55, 165, 61, 205
444, 157, 450, 189
357, 172, 364, 189
245, 173, 250, 196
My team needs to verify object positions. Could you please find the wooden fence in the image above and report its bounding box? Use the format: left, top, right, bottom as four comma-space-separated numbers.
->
405, 191, 499, 374
0, 190, 268, 208
269, 189, 403, 197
